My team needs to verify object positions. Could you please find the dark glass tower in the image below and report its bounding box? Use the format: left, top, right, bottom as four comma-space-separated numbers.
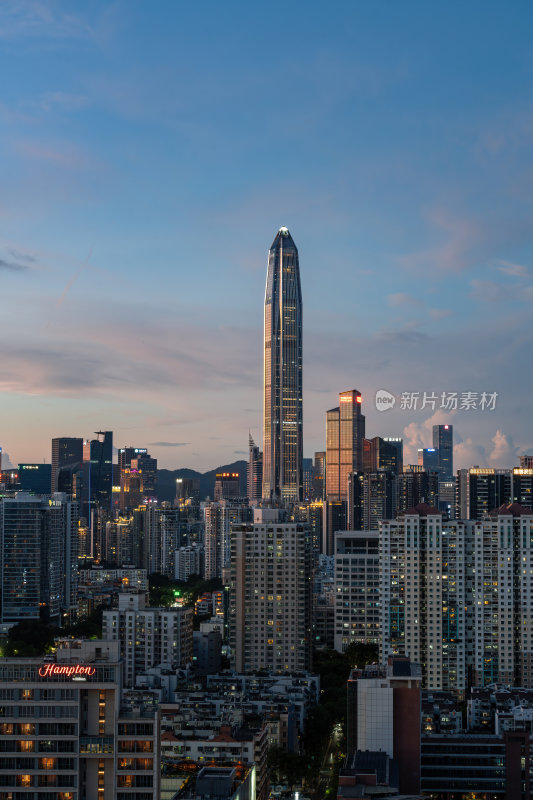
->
433, 424, 453, 481
263, 227, 303, 503
51, 436, 83, 492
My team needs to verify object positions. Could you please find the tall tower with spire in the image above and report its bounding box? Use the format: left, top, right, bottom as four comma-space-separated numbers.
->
262, 227, 303, 503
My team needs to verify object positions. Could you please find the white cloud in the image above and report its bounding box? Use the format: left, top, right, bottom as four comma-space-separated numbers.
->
488, 429, 519, 468
497, 260, 529, 277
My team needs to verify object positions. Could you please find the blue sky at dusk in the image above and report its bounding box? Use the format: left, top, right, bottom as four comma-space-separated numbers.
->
1, 0, 533, 470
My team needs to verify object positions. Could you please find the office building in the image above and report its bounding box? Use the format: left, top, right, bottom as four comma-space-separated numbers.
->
398, 468, 439, 513
363, 437, 403, 474
82, 431, 113, 514
175, 477, 200, 504
349, 471, 398, 530
119, 468, 144, 511
433, 423, 453, 480
326, 390, 365, 500
520, 455, 533, 469
334, 531, 380, 652
213, 472, 241, 501
17, 463, 52, 494
382, 437, 403, 473
312, 450, 326, 500
0, 639, 159, 799
102, 593, 192, 687
418, 447, 440, 473
229, 509, 312, 673
262, 227, 303, 503
118, 447, 147, 472
118, 448, 156, 492
512, 467, 533, 509
438, 478, 456, 518
51, 436, 83, 493
0, 493, 78, 624
131, 455, 157, 495
302, 457, 313, 501
325, 390, 366, 554
247, 434, 263, 501
456, 467, 512, 519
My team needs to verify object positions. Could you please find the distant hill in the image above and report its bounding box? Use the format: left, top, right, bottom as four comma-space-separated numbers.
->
156, 460, 248, 502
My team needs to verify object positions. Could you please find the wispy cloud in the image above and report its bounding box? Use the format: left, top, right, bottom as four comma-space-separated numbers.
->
400, 209, 482, 274
0, 1, 114, 43
386, 293, 451, 320
387, 292, 422, 308
429, 308, 452, 320
470, 278, 533, 304
14, 139, 93, 169
0, 257, 29, 272
149, 442, 190, 447
497, 259, 529, 277
39, 91, 91, 112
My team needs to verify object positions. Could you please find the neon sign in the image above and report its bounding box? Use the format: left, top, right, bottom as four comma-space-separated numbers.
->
38, 664, 96, 678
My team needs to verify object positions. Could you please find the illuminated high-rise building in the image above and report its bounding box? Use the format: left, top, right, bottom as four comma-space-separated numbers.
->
433, 424, 453, 481
456, 468, 512, 519
82, 430, 113, 514
0, 493, 78, 624
262, 227, 303, 503
324, 390, 365, 554
326, 390, 365, 501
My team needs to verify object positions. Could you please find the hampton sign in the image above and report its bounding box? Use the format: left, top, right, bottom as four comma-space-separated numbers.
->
38, 663, 96, 679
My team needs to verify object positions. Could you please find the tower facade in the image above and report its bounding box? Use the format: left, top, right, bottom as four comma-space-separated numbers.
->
247, 434, 263, 501
51, 436, 83, 492
326, 390, 366, 501
262, 227, 303, 503
229, 509, 312, 672
433, 423, 453, 480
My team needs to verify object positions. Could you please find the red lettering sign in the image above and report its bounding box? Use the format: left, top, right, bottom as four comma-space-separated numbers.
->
38, 663, 96, 678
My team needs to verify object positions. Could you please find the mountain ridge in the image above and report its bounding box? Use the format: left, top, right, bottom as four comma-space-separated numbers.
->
156, 460, 248, 502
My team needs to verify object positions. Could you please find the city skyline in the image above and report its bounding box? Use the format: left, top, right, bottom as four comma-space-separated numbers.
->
2, 1, 533, 470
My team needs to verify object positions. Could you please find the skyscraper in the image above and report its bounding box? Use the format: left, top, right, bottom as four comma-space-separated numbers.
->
262, 227, 303, 503
51, 436, 83, 492
456, 467, 512, 519
82, 431, 113, 514
417, 447, 440, 473
326, 390, 366, 500
247, 434, 263, 501
324, 390, 365, 553
433, 424, 453, 480
0, 493, 78, 624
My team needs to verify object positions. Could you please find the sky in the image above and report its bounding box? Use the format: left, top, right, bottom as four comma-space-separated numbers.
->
1, 0, 533, 471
